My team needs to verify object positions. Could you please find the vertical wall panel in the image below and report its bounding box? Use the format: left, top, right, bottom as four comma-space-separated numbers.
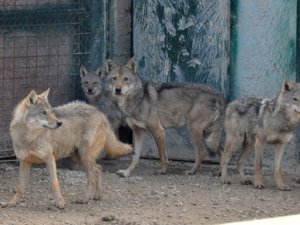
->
230, 0, 298, 171
230, 0, 297, 100
107, 0, 132, 64
133, 0, 230, 161
133, 0, 230, 94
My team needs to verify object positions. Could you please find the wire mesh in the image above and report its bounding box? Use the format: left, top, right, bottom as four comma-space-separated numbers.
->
0, 0, 96, 159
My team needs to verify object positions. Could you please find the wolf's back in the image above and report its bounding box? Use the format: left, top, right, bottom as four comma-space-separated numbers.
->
55, 101, 132, 156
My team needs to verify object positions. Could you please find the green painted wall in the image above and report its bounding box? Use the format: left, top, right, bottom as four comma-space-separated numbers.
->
132, 0, 230, 161
230, 0, 297, 100
133, 0, 230, 95
230, 0, 300, 169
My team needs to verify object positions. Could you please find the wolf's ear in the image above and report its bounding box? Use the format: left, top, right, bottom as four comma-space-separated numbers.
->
26, 90, 38, 105
282, 79, 296, 92
80, 65, 88, 78
95, 67, 103, 77
126, 58, 137, 73
39, 88, 50, 99
105, 60, 117, 74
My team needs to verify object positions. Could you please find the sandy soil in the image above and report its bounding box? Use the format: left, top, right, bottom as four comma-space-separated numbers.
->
0, 158, 299, 225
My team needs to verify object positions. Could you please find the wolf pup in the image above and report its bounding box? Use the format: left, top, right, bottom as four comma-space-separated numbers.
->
221, 79, 300, 190
0, 89, 132, 209
80, 66, 125, 134
105, 59, 225, 178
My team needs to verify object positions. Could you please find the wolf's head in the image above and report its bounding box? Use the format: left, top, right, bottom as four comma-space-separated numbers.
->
104, 59, 143, 99
277, 79, 300, 116
13, 89, 62, 129
80, 66, 104, 100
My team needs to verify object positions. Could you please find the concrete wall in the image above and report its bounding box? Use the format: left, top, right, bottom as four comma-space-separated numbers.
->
107, 0, 132, 64
230, 0, 298, 173
230, 0, 297, 100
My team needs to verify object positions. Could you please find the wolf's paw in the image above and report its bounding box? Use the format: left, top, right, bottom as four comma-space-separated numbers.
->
254, 183, 264, 189
93, 192, 102, 201
154, 169, 167, 175
213, 170, 221, 177
184, 169, 196, 175
221, 178, 231, 185
277, 184, 291, 191
116, 169, 130, 178
55, 199, 66, 209
0, 201, 17, 208
241, 179, 253, 185
73, 198, 88, 205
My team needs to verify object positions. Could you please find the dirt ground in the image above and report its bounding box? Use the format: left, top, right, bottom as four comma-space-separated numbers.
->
0, 158, 299, 225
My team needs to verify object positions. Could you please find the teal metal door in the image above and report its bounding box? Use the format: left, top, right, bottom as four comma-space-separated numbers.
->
133, 0, 230, 94
230, 0, 297, 100
132, 0, 230, 161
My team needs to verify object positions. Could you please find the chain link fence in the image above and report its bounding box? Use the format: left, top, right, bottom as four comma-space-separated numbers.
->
0, 0, 104, 160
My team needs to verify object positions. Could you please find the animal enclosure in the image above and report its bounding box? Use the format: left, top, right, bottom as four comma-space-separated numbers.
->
0, 0, 231, 161
1, 0, 298, 170
0, 0, 105, 159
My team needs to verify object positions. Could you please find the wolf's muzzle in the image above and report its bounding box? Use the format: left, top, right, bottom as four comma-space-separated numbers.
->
43, 121, 62, 129
115, 87, 122, 95
88, 88, 93, 94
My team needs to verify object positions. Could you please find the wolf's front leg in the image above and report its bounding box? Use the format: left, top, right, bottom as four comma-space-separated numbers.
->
47, 154, 65, 209
1, 161, 31, 208
274, 144, 291, 191
117, 127, 145, 178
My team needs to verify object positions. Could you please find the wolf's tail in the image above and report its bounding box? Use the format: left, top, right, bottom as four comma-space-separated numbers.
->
205, 98, 226, 155
105, 126, 133, 157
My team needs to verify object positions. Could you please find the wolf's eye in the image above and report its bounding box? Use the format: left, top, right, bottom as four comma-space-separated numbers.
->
41, 110, 46, 115
92, 82, 98, 85
292, 97, 298, 102
112, 76, 117, 81
124, 77, 128, 81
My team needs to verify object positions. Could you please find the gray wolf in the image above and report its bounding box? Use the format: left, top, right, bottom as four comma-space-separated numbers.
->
0, 89, 133, 209
220, 79, 300, 190
80, 65, 125, 134
105, 58, 225, 178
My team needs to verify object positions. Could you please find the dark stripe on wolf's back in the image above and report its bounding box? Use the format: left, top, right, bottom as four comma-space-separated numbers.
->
155, 82, 222, 97
156, 83, 185, 92
236, 98, 262, 116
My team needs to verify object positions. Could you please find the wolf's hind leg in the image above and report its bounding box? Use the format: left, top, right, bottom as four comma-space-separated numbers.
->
221, 134, 243, 185
77, 149, 102, 203
1, 161, 31, 208
79, 161, 100, 203
47, 154, 65, 209
254, 137, 264, 189
237, 141, 254, 185
79, 131, 105, 203
205, 124, 223, 176
186, 125, 206, 175
117, 127, 145, 178
94, 164, 103, 200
